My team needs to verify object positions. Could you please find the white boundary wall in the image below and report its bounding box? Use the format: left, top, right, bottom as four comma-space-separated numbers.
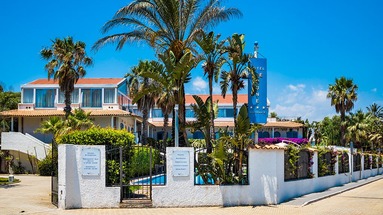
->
58, 144, 120, 209
152, 147, 383, 207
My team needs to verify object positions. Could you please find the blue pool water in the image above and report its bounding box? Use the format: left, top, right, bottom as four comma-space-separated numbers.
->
134, 175, 214, 185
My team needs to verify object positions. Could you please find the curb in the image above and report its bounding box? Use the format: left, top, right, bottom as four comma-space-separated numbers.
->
301, 174, 383, 207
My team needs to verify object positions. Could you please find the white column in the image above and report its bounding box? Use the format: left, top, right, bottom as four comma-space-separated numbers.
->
110, 117, 114, 129
10, 117, 14, 132
271, 127, 275, 138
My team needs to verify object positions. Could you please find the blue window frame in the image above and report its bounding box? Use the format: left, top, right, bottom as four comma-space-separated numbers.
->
35, 89, 56, 108
104, 88, 115, 103
152, 109, 164, 118
23, 89, 33, 103
58, 89, 79, 104
82, 89, 102, 107
217, 108, 234, 118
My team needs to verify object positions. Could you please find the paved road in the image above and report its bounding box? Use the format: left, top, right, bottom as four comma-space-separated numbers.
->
1, 174, 383, 215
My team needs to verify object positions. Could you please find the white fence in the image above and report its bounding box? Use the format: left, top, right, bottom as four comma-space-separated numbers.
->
152, 147, 383, 207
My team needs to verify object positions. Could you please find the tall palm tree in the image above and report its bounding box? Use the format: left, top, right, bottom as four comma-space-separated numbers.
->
367, 103, 383, 119
93, 0, 242, 145
195, 31, 226, 150
126, 60, 159, 145
327, 76, 358, 146
220, 33, 257, 133
158, 50, 196, 146
41, 37, 92, 118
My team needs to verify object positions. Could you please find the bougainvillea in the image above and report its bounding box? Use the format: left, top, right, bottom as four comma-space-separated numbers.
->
258, 138, 309, 145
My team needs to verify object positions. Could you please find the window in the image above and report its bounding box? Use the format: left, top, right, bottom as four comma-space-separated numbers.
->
23, 89, 33, 103
82, 89, 102, 107
104, 88, 115, 103
193, 131, 204, 139
35, 89, 56, 108
185, 109, 195, 118
118, 81, 128, 95
274, 131, 281, 137
152, 109, 164, 118
217, 108, 234, 118
262, 131, 270, 138
58, 89, 79, 103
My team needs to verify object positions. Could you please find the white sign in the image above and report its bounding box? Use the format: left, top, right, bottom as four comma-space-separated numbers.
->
172, 151, 190, 176
81, 148, 101, 176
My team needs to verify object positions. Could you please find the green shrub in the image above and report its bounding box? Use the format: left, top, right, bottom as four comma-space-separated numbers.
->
59, 127, 135, 146
38, 154, 53, 176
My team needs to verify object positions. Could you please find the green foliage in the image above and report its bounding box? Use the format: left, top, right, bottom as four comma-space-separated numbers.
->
0, 91, 20, 111
129, 147, 160, 177
11, 160, 26, 174
38, 152, 53, 176
286, 145, 300, 177
59, 127, 134, 146
317, 147, 336, 177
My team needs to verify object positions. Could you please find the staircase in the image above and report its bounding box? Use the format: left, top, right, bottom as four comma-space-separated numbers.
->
1, 132, 51, 160
120, 200, 152, 208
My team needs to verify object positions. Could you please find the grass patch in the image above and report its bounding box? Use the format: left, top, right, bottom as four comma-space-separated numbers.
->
0, 177, 20, 185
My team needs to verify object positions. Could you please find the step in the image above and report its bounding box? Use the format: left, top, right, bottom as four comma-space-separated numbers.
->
120, 199, 152, 208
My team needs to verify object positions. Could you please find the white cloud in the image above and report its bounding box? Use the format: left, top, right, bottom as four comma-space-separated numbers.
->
192, 76, 208, 93
270, 85, 334, 121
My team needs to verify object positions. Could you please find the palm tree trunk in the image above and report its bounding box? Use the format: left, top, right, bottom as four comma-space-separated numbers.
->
179, 84, 187, 147
162, 112, 169, 143
341, 111, 346, 146
142, 108, 148, 145
208, 74, 215, 153
64, 91, 72, 119
233, 85, 238, 135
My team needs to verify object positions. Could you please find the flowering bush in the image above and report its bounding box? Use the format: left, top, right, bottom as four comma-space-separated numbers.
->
258, 138, 309, 145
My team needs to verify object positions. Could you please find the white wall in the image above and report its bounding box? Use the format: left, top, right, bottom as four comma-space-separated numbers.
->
152, 147, 383, 207
58, 144, 120, 209
152, 147, 223, 207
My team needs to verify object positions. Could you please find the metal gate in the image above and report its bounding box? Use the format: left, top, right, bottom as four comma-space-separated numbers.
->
51, 139, 58, 207
106, 144, 166, 202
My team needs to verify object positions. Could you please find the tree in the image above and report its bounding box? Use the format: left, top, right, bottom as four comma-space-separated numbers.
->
136, 61, 175, 143
41, 36, 92, 118
269, 112, 278, 118
66, 108, 94, 131
94, 0, 242, 145
126, 60, 159, 145
220, 33, 258, 133
327, 76, 358, 146
187, 95, 218, 151
346, 110, 370, 149
367, 103, 383, 119
195, 31, 226, 150
35, 116, 66, 140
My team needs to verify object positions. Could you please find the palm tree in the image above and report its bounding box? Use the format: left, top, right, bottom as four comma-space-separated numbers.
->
195, 31, 226, 149
347, 110, 370, 150
158, 50, 196, 146
93, 0, 242, 145
41, 37, 92, 118
220, 33, 258, 133
367, 103, 383, 119
35, 116, 66, 140
67, 108, 94, 131
126, 60, 159, 145
327, 76, 358, 146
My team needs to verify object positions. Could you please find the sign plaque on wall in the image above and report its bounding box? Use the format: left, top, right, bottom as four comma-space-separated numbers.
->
81, 148, 101, 176
172, 151, 190, 176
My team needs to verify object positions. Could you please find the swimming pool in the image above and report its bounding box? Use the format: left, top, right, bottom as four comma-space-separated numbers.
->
133, 175, 215, 185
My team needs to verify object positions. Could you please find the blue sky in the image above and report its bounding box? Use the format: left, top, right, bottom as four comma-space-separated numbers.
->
1, 0, 383, 121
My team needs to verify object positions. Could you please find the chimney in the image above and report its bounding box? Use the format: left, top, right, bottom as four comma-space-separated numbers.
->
254, 41, 259, 58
